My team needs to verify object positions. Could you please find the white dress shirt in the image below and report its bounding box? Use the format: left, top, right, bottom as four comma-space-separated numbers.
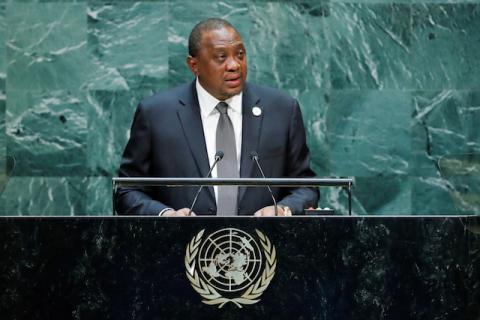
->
196, 78, 243, 201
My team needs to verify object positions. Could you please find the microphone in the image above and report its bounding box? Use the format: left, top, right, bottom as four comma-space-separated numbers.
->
189, 151, 224, 215
249, 151, 278, 216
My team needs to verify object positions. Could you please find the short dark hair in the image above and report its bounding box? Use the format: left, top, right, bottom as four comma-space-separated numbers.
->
188, 18, 238, 57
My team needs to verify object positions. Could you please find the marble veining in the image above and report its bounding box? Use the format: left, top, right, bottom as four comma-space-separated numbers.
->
0, 1, 479, 215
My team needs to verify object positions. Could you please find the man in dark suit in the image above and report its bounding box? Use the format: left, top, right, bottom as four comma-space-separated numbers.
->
116, 18, 318, 216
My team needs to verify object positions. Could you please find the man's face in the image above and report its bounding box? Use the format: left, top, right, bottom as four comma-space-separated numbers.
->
187, 27, 247, 101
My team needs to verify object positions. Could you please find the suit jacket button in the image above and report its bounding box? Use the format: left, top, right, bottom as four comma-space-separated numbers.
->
209, 208, 215, 214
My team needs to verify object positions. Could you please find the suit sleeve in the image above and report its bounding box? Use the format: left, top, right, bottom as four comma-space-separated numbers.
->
277, 99, 320, 214
115, 103, 169, 215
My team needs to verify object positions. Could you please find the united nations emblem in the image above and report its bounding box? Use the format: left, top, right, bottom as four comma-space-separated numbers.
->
185, 228, 276, 308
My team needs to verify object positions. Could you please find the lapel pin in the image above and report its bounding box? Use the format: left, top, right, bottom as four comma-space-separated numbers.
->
252, 106, 262, 117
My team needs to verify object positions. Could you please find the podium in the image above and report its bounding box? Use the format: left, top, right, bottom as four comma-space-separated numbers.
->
0, 216, 479, 319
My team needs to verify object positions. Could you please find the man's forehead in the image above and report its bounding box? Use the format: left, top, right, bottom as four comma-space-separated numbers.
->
202, 28, 244, 48
211, 39, 244, 48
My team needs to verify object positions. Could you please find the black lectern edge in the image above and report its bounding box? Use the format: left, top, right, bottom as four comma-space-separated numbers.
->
0, 215, 477, 220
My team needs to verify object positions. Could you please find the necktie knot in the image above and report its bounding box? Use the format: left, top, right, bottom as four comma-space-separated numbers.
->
216, 102, 229, 115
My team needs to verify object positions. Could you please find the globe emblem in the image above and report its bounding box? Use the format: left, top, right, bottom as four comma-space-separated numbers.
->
197, 228, 263, 293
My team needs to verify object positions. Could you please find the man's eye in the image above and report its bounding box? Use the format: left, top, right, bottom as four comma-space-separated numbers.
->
216, 54, 226, 61
237, 50, 245, 58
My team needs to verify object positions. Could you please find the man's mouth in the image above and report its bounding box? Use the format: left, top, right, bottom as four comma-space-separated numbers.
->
225, 76, 242, 87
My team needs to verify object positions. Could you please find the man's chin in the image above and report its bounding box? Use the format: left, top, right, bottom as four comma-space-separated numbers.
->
222, 86, 244, 99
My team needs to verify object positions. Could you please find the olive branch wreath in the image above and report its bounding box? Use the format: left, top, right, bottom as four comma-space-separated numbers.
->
185, 229, 276, 308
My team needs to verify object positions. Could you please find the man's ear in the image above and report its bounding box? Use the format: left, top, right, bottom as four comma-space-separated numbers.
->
186, 55, 198, 76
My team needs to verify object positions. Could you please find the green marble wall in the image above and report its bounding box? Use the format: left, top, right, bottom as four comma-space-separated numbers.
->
0, 0, 479, 215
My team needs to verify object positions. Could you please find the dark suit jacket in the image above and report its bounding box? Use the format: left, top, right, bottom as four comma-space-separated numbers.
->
115, 81, 318, 215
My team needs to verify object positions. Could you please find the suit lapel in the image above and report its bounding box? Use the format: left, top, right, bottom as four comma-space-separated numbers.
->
176, 81, 215, 202
239, 83, 262, 203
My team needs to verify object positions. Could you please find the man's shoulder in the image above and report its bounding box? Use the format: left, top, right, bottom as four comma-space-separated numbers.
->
139, 82, 192, 110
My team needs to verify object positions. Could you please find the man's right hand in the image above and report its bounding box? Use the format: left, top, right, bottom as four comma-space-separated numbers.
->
161, 208, 196, 217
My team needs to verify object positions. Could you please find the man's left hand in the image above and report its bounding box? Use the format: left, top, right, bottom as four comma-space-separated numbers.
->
254, 205, 286, 217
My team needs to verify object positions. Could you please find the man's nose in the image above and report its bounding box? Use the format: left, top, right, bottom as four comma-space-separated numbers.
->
226, 56, 240, 71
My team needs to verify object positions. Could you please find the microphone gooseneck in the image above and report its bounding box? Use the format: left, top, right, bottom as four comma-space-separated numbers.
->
249, 151, 278, 216
189, 151, 224, 215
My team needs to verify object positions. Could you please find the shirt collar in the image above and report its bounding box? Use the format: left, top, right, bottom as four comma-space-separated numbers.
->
196, 78, 242, 117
